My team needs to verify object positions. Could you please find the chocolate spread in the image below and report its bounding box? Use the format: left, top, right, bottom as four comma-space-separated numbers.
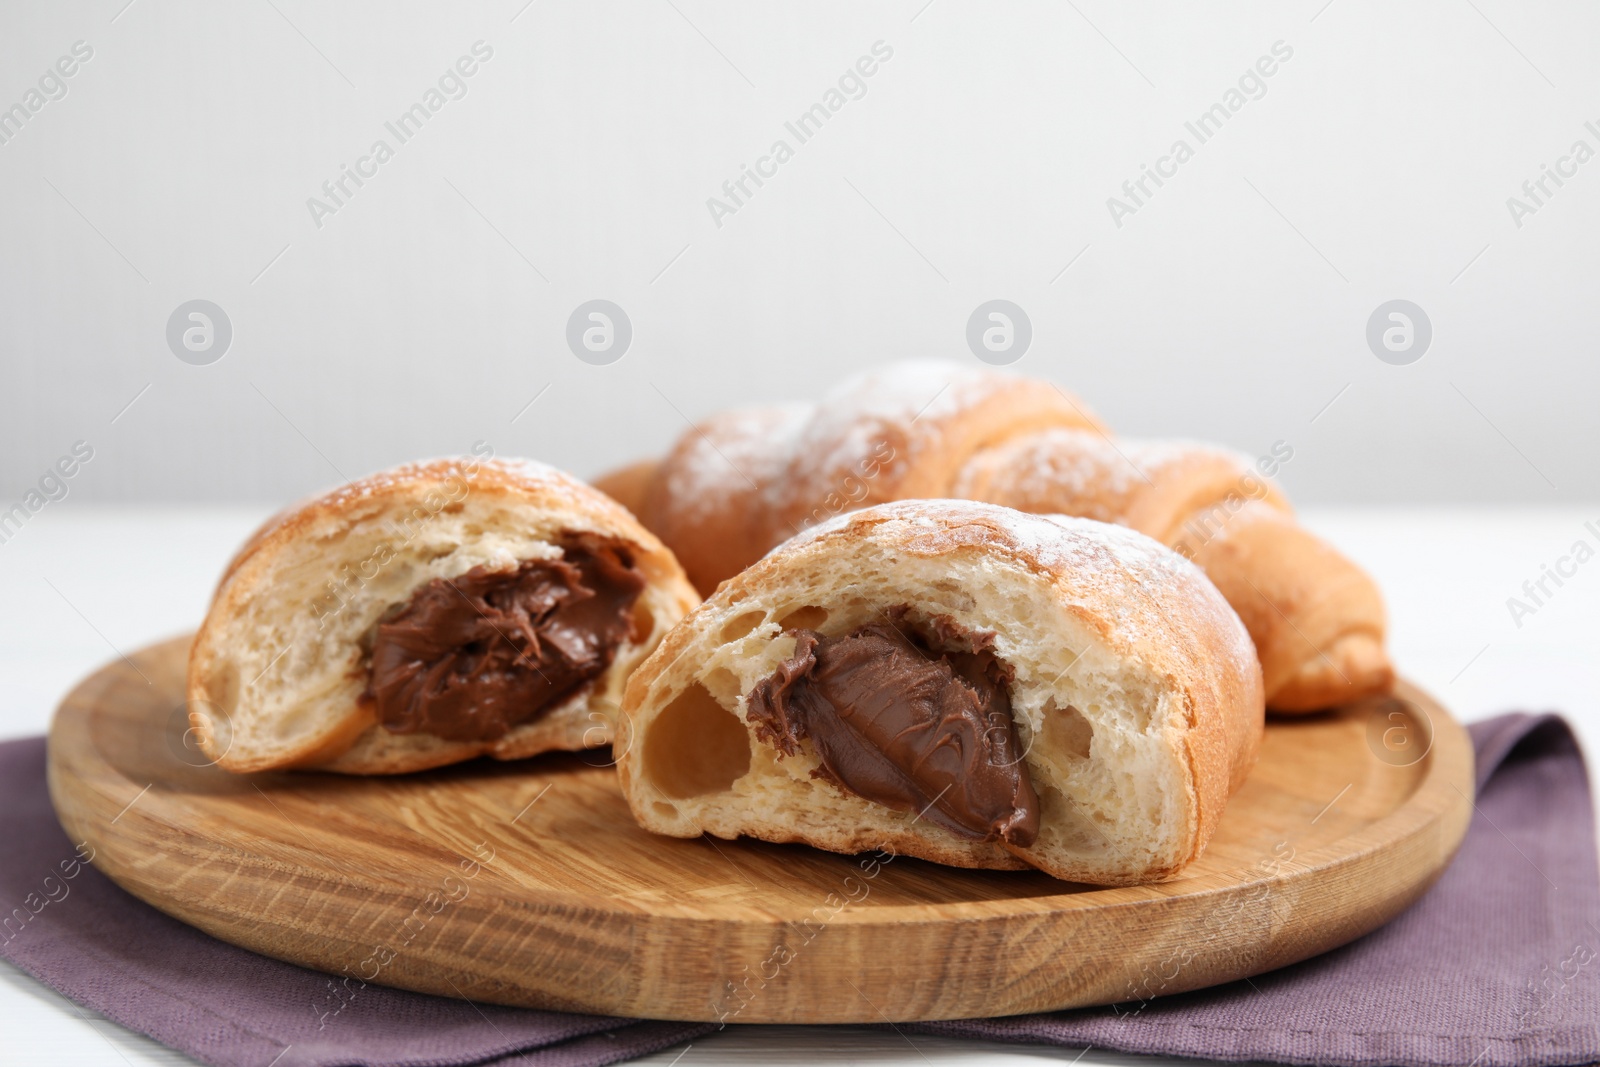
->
367, 533, 645, 741
746, 609, 1040, 846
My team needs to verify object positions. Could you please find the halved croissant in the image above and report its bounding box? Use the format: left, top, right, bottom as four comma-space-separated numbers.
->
189, 457, 699, 773
617, 500, 1264, 884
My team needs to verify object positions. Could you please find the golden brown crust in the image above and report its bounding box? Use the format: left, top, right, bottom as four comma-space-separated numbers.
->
590, 459, 657, 519
637, 405, 812, 597
619, 500, 1264, 885
765, 364, 1105, 541
602, 363, 1392, 714
960, 430, 1389, 711
187, 456, 700, 775
1180, 503, 1391, 712
594, 364, 1105, 596
957, 431, 1293, 543
311, 709, 599, 775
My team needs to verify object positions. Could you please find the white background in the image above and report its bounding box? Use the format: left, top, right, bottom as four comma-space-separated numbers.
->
0, 0, 1596, 506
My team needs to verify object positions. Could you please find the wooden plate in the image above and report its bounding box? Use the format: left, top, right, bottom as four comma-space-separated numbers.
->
48, 637, 1474, 1024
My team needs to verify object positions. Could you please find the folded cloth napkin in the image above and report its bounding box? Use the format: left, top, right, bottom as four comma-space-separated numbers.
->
2, 714, 1596, 1067
916, 714, 1600, 1067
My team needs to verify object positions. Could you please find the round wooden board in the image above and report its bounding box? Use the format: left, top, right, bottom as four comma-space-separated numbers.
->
49, 636, 1474, 1024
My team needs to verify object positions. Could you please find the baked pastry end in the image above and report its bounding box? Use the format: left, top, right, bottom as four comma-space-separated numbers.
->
618, 500, 1264, 885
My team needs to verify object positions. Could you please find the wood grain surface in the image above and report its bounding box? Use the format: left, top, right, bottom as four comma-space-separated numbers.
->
48, 636, 1474, 1024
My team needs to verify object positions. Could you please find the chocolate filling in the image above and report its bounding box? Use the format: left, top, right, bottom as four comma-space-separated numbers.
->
746, 608, 1040, 846
366, 533, 645, 742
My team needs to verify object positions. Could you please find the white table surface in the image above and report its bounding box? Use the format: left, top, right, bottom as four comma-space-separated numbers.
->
3, 505, 1597, 1067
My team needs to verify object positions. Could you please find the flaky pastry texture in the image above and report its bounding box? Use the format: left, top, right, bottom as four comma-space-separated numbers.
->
595, 360, 1392, 712
188, 456, 699, 774
618, 500, 1264, 885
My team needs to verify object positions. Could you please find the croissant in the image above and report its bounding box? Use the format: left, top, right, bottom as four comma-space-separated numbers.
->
189, 457, 699, 774
618, 500, 1264, 885
956, 431, 1391, 711
596, 360, 1393, 712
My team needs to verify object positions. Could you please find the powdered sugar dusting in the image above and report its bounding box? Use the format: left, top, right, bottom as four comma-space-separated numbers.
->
780, 499, 1256, 676
247, 455, 596, 548
962, 431, 1261, 534
801, 360, 1011, 473
1124, 439, 1256, 479
974, 428, 1135, 518
820, 359, 994, 425
647, 363, 1022, 533
661, 404, 812, 523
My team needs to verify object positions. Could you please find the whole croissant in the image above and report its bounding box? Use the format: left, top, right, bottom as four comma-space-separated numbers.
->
596, 360, 1392, 712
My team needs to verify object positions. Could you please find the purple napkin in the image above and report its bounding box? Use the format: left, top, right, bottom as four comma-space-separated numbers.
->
2, 714, 1596, 1067
916, 714, 1600, 1067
